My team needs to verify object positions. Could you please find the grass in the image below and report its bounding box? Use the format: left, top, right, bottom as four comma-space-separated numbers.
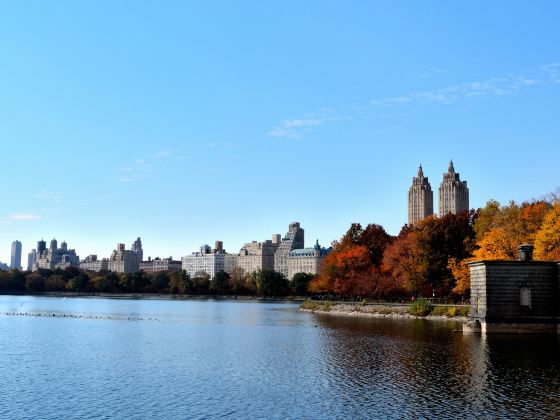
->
408, 298, 433, 316
419, 303, 470, 318
300, 299, 333, 312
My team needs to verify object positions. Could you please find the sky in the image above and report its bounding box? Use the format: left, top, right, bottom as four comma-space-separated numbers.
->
0, 1, 559, 264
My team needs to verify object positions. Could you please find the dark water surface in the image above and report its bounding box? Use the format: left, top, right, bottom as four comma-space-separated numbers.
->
0, 296, 559, 419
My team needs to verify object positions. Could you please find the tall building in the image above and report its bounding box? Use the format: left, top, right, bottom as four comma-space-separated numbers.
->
34, 239, 80, 270
438, 160, 469, 216
108, 243, 141, 274
10, 240, 22, 270
287, 240, 330, 281
408, 164, 434, 225
131, 237, 143, 263
27, 249, 37, 271
274, 222, 305, 277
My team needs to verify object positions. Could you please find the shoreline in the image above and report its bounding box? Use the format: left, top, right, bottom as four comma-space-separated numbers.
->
299, 302, 468, 322
0, 292, 306, 303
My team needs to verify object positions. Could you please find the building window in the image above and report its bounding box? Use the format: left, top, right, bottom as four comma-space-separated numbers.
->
520, 287, 532, 308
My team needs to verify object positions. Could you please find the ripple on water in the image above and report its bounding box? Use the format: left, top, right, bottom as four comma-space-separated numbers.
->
0, 297, 559, 419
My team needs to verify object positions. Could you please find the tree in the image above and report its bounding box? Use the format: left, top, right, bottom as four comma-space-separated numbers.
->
535, 203, 560, 260
192, 272, 211, 294
151, 272, 169, 291
131, 270, 149, 292
448, 257, 470, 297
255, 269, 289, 297
291, 273, 314, 295
228, 267, 248, 295
66, 272, 90, 291
382, 230, 425, 296
414, 212, 476, 296
169, 270, 192, 294
211, 271, 230, 295
25, 272, 44, 292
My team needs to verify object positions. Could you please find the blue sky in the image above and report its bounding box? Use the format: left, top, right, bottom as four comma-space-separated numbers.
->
1, 1, 559, 263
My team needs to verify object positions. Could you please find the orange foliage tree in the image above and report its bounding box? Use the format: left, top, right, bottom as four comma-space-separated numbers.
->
535, 203, 560, 261
310, 223, 395, 298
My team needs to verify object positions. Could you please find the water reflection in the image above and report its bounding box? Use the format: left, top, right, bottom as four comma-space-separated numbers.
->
312, 314, 560, 418
0, 296, 559, 419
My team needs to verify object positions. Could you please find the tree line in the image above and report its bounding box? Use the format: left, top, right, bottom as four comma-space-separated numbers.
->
0, 266, 314, 297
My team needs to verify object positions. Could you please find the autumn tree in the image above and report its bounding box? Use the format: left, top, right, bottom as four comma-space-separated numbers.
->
414, 211, 476, 297
535, 203, 560, 261
382, 230, 426, 296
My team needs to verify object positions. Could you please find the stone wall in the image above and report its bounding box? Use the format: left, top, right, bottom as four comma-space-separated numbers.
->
468, 261, 558, 331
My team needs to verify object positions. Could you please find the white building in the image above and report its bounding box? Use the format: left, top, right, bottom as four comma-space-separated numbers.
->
80, 255, 109, 272
181, 244, 228, 278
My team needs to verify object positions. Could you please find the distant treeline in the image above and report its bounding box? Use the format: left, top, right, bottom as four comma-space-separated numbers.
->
0, 266, 314, 297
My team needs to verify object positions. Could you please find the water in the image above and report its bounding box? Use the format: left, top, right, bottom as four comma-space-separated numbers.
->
0, 296, 559, 419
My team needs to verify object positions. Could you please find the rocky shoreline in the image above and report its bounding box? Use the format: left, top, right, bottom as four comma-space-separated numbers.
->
299, 302, 468, 322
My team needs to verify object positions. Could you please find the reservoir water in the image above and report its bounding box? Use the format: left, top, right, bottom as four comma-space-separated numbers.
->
0, 295, 559, 419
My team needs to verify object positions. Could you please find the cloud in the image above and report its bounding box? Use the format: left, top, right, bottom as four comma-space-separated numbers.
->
269, 114, 352, 138
118, 147, 184, 182
268, 61, 560, 139
5, 213, 41, 222
34, 191, 63, 203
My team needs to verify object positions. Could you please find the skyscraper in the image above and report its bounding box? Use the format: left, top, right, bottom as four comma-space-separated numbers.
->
27, 249, 37, 271
274, 222, 305, 277
10, 240, 22, 270
438, 160, 469, 216
131, 237, 143, 262
408, 164, 434, 225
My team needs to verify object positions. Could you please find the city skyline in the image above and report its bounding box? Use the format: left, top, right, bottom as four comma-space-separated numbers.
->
1, 2, 559, 263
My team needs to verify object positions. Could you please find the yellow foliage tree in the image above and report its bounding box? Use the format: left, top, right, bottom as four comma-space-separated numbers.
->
448, 257, 471, 297
473, 227, 518, 260
535, 203, 560, 261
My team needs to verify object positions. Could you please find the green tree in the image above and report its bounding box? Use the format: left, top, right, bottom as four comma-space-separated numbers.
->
169, 270, 192, 294
255, 269, 289, 297
211, 271, 230, 295
192, 272, 211, 294
131, 270, 149, 292
151, 272, 170, 291
290, 272, 314, 295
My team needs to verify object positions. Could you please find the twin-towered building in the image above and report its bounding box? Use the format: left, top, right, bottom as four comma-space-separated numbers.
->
408, 160, 469, 225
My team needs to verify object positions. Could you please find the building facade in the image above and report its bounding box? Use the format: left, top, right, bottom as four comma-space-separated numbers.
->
438, 160, 469, 216
10, 240, 22, 270
287, 240, 330, 280
27, 249, 37, 271
139, 257, 182, 273
108, 243, 141, 274
236, 238, 279, 275
181, 244, 227, 278
80, 255, 109, 272
34, 239, 80, 271
408, 165, 434, 225
274, 222, 305, 277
